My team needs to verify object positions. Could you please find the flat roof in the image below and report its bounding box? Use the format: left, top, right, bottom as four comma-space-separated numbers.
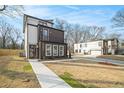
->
24, 14, 54, 24
38, 24, 64, 32
74, 38, 118, 44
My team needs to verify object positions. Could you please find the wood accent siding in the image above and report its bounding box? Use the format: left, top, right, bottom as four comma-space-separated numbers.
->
49, 29, 64, 43
39, 25, 64, 43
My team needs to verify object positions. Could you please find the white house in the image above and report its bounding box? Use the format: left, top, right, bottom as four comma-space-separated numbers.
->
118, 40, 124, 55
74, 38, 118, 56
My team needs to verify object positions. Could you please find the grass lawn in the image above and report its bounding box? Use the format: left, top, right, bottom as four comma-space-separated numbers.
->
0, 49, 23, 56
97, 55, 124, 61
45, 60, 124, 88
0, 56, 40, 88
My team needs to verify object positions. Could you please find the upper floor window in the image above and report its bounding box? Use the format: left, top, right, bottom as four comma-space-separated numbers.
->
98, 42, 102, 46
43, 28, 49, 41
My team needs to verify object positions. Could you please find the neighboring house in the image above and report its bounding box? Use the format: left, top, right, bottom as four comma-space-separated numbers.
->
118, 40, 124, 55
74, 38, 118, 56
23, 14, 67, 59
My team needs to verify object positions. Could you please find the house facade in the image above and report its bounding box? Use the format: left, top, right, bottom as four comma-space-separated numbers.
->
118, 40, 124, 55
74, 38, 118, 56
23, 14, 67, 59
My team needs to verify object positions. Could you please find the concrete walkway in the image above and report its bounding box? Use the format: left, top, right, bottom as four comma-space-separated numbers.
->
28, 59, 71, 88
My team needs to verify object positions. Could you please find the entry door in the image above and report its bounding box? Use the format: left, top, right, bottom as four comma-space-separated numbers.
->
29, 45, 36, 59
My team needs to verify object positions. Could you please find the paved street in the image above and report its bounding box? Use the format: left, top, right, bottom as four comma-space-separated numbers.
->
72, 56, 124, 66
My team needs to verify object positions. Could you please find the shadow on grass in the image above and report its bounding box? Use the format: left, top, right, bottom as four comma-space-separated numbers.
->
47, 62, 124, 71
0, 68, 36, 81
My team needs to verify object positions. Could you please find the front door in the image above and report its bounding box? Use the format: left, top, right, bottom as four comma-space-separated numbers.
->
29, 45, 36, 59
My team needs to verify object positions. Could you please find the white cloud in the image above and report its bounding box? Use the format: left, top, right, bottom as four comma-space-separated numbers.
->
24, 6, 53, 19
64, 5, 79, 10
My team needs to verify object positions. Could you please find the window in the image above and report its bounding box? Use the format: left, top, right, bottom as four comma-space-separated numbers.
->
98, 42, 102, 46
43, 28, 49, 41
80, 44, 82, 48
59, 45, 64, 56
79, 49, 81, 53
45, 44, 52, 56
75, 49, 78, 53
85, 43, 87, 47
53, 45, 58, 56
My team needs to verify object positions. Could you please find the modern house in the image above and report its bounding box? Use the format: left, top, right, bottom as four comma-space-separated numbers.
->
118, 40, 124, 55
23, 14, 67, 59
74, 38, 119, 56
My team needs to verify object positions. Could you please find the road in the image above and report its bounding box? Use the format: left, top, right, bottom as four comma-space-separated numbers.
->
72, 56, 124, 66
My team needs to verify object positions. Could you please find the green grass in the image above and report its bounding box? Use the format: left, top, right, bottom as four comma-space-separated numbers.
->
59, 72, 96, 88
23, 65, 32, 72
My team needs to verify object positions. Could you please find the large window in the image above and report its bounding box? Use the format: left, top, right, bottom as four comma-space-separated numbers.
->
53, 45, 58, 56
45, 44, 52, 56
75, 49, 78, 53
43, 28, 49, 41
59, 45, 64, 56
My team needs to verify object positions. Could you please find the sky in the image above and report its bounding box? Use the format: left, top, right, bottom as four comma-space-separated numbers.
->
1, 5, 124, 39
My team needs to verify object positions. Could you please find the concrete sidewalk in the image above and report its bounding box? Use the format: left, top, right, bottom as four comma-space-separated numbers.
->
28, 59, 71, 88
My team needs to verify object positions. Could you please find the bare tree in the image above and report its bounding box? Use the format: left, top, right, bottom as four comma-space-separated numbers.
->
69, 24, 83, 44
9, 28, 22, 49
103, 32, 121, 39
0, 20, 11, 48
54, 18, 67, 30
0, 5, 24, 18
0, 19, 22, 49
88, 26, 105, 41
0, 5, 6, 11
112, 9, 124, 28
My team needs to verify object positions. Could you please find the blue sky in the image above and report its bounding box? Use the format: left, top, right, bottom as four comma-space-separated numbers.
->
1, 5, 124, 39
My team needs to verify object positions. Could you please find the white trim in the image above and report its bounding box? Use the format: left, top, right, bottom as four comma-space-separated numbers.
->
59, 45, 64, 56
53, 45, 58, 56
45, 44, 52, 56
